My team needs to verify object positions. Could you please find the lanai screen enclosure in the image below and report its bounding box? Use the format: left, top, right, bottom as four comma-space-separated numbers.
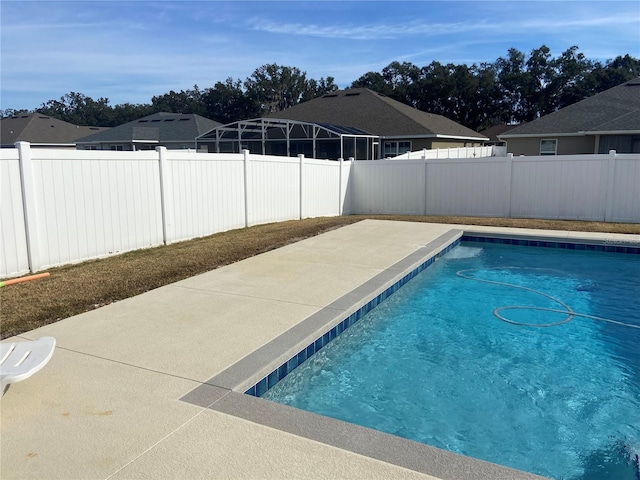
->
196, 118, 380, 160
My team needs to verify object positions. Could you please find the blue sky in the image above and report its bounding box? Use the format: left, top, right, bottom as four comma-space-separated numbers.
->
2, 0, 639, 110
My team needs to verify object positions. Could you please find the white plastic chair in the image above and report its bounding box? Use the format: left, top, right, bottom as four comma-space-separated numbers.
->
0, 337, 56, 395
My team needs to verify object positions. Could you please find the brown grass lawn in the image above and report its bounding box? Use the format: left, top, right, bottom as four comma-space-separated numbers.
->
1, 215, 639, 339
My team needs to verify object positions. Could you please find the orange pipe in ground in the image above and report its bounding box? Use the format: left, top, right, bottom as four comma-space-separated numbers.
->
0, 272, 50, 287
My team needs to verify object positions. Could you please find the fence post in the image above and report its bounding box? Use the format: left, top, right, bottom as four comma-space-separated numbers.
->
504, 153, 513, 218
604, 150, 617, 221
243, 150, 250, 227
298, 154, 304, 220
338, 158, 344, 215
349, 158, 355, 214
157, 146, 173, 244
15, 142, 41, 273
423, 158, 428, 215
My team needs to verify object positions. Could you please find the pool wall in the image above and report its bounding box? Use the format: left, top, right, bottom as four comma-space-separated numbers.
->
462, 234, 640, 254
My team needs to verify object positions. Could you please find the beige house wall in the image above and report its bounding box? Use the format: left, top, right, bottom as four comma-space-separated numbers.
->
431, 139, 483, 149
505, 136, 596, 156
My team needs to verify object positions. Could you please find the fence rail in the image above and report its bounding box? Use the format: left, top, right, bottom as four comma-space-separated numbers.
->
1, 144, 638, 277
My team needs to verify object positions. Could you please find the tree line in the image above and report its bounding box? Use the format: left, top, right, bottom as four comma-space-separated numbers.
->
2, 46, 639, 131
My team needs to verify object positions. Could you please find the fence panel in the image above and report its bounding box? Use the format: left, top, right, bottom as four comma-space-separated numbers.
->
394, 145, 505, 160
0, 151, 30, 276
352, 160, 426, 214
341, 159, 354, 215
301, 158, 341, 218
30, 150, 164, 270
425, 158, 507, 217
167, 152, 246, 241
510, 155, 608, 220
248, 155, 300, 225
609, 154, 640, 222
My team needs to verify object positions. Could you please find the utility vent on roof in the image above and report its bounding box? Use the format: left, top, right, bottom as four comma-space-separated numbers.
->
139, 120, 149, 122
151, 119, 161, 122
164, 119, 175, 122
323, 94, 338, 98
179, 118, 189, 121
626, 80, 640, 86
39, 116, 50, 119
345, 93, 360, 97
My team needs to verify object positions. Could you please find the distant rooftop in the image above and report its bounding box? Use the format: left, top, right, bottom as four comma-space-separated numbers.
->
76, 112, 222, 144
1, 114, 109, 146
267, 88, 487, 140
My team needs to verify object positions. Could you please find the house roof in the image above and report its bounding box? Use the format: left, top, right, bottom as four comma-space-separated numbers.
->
1, 114, 108, 146
76, 112, 222, 144
266, 88, 487, 140
500, 78, 640, 137
478, 124, 521, 142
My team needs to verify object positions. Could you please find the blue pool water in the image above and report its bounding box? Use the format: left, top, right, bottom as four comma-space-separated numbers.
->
263, 242, 640, 480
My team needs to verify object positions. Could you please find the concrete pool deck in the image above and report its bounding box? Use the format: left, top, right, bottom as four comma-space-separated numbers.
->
2, 220, 638, 480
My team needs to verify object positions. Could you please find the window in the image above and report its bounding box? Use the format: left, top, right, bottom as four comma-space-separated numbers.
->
540, 139, 557, 156
384, 141, 412, 157
598, 135, 640, 154
110, 145, 124, 151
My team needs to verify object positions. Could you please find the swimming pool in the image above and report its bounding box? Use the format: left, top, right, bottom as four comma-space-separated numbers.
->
262, 240, 640, 480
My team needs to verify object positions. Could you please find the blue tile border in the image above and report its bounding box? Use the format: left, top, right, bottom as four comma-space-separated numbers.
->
244, 238, 461, 397
461, 235, 640, 254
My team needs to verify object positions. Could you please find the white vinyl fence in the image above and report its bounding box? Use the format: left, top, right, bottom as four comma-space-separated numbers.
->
1, 143, 350, 277
1, 144, 638, 277
390, 145, 507, 160
351, 152, 639, 222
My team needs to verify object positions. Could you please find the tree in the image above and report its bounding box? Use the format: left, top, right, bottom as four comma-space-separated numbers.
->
201, 78, 260, 124
150, 85, 206, 116
0, 108, 32, 118
302, 76, 338, 101
413, 61, 456, 118
580, 54, 640, 96
547, 46, 594, 110
382, 61, 421, 105
110, 103, 154, 125
244, 64, 310, 115
36, 92, 115, 126
350, 71, 393, 95
495, 48, 529, 122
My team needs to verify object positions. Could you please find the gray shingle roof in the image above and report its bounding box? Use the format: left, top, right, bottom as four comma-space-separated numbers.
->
76, 112, 222, 144
266, 88, 487, 140
501, 78, 640, 137
1, 114, 108, 146
478, 124, 522, 142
